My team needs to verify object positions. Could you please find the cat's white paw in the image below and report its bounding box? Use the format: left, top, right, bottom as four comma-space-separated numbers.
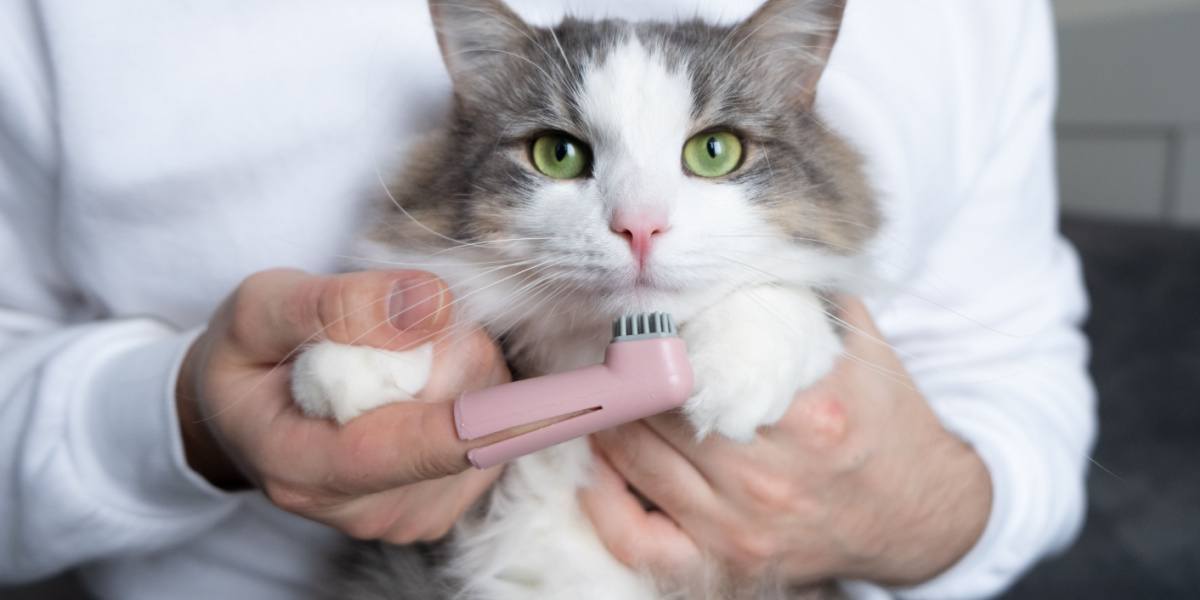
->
680, 287, 841, 442
291, 340, 434, 424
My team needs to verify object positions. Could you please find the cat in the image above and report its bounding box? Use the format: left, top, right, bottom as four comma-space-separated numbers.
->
291, 0, 878, 597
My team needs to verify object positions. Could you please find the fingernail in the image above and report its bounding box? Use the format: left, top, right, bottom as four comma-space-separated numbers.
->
389, 276, 447, 332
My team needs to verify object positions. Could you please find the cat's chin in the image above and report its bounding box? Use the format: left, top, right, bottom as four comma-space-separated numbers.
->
600, 283, 735, 324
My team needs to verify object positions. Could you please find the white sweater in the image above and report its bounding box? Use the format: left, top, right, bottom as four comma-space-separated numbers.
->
0, 1, 1094, 598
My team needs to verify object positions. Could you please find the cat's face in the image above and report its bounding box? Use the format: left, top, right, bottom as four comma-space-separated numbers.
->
370, 0, 876, 328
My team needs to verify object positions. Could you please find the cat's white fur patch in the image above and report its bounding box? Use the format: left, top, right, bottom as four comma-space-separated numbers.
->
683, 285, 842, 441
291, 341, 433, 423
446, 440, 662, 600
579, 36, 693, 217
441, 286, 841, 600
295, 36, 849, 600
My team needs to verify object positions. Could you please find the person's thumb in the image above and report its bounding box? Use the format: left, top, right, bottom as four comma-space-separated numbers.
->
226, 268, 451, 362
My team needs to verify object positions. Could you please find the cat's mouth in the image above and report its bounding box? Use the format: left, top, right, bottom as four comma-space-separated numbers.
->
625, 268, 685, 294
618, 274, 696, 307
633, 271, 658, 289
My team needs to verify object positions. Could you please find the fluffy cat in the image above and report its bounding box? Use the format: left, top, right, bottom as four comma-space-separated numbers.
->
291, 0, 878, 597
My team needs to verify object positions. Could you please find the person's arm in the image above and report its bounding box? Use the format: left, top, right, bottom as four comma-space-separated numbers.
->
878, 1, 1095, 596
0, 4, 242, 582
1, 3, 507, 582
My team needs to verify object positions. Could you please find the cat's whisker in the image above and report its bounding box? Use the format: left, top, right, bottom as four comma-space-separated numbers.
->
429, 268, 568, 359
742, 289, 920, 392
761, 137, 778, 182
333, 253, 540, 269
446, 47, 556, 84
718, 258, 930, 388
377, 272, 557, 364
715, 257, 1033, 389
426, 236, 552, 256
711, 233, 869, 257
835, 349, 922, 392
393, 257, 570, 341
477, 276, 564, 336
546, 25, 577, 82
818, 309, 915, 361
374, 168, 475, 248
711, 254, 794, 286
716, 248, 1028, 340
720, 274, 916, 362
707, 212, 881, 235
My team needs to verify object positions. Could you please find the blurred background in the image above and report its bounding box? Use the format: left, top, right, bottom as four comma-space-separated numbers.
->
1007, 0, 1200, 597
1054, 0, 1200, 225
4, 1, 1198, 598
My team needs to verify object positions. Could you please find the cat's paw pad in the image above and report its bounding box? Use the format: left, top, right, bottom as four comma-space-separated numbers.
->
291, 340, 434, 424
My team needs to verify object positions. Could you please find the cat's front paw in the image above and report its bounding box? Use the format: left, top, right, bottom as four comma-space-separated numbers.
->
684, 360, 799, 442
291, 340, 434, 424
680, 287, 841, 442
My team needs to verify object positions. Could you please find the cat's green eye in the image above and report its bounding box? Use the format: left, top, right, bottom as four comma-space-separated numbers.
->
682, 131, 743, 178
531, 134, 590, 179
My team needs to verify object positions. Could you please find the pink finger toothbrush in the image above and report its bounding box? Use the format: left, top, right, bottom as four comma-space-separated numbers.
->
454, 312, 694, 469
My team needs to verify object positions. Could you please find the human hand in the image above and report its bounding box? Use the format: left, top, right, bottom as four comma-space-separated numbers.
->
176, 268, 511, 543
581, 298, 992, 587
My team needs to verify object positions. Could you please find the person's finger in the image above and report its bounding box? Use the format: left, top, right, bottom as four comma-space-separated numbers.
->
579, 450, 701, 573
642, 412, 730, 462
591, 422, 717, 526
257, 375, 592, 494
253, 396, 475, 492
643, 413, 820, 501
376, 467, 502, 544
227, 268, 451, 362
640, 412, 767, 483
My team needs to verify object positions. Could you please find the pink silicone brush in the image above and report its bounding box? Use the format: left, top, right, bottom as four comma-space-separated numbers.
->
454, 312, 694, 469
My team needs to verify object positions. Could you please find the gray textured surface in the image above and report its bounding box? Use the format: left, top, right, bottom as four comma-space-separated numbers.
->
1003, 217, 1200, 598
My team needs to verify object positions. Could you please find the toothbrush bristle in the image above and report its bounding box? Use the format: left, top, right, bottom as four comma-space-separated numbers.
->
611, 312, 676, 341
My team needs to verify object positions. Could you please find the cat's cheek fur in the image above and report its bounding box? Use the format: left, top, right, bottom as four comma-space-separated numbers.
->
291, 341, 434, 424
682, 286, 842, 442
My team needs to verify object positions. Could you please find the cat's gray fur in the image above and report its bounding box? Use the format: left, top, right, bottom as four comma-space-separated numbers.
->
331, 0, 872, 598
369, 0, 875, 272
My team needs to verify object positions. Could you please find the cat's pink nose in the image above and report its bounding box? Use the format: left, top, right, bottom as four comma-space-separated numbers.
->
610, 210, 669, 268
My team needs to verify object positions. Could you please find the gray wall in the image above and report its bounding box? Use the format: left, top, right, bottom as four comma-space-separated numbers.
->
1053, 0, 1200, 225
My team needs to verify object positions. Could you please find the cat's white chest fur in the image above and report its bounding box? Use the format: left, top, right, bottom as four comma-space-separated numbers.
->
290, 284, 841, 599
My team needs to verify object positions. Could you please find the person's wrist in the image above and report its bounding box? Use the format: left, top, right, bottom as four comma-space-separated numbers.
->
855, 428, 992, 586
176, 334, 251, 491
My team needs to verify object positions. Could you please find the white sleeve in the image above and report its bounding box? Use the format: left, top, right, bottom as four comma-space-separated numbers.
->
0, 2, 238, 583
874, 2, 1096, 598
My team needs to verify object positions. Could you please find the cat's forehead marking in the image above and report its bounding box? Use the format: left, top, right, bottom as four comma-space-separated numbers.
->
578, 37, 692, 169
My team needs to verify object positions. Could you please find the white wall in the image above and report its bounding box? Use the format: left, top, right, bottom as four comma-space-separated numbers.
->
1052, 0, 1200, 225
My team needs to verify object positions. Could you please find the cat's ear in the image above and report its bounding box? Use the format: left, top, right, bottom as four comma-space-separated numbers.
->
732, 0, 847, 109
428, 0, 535, 100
